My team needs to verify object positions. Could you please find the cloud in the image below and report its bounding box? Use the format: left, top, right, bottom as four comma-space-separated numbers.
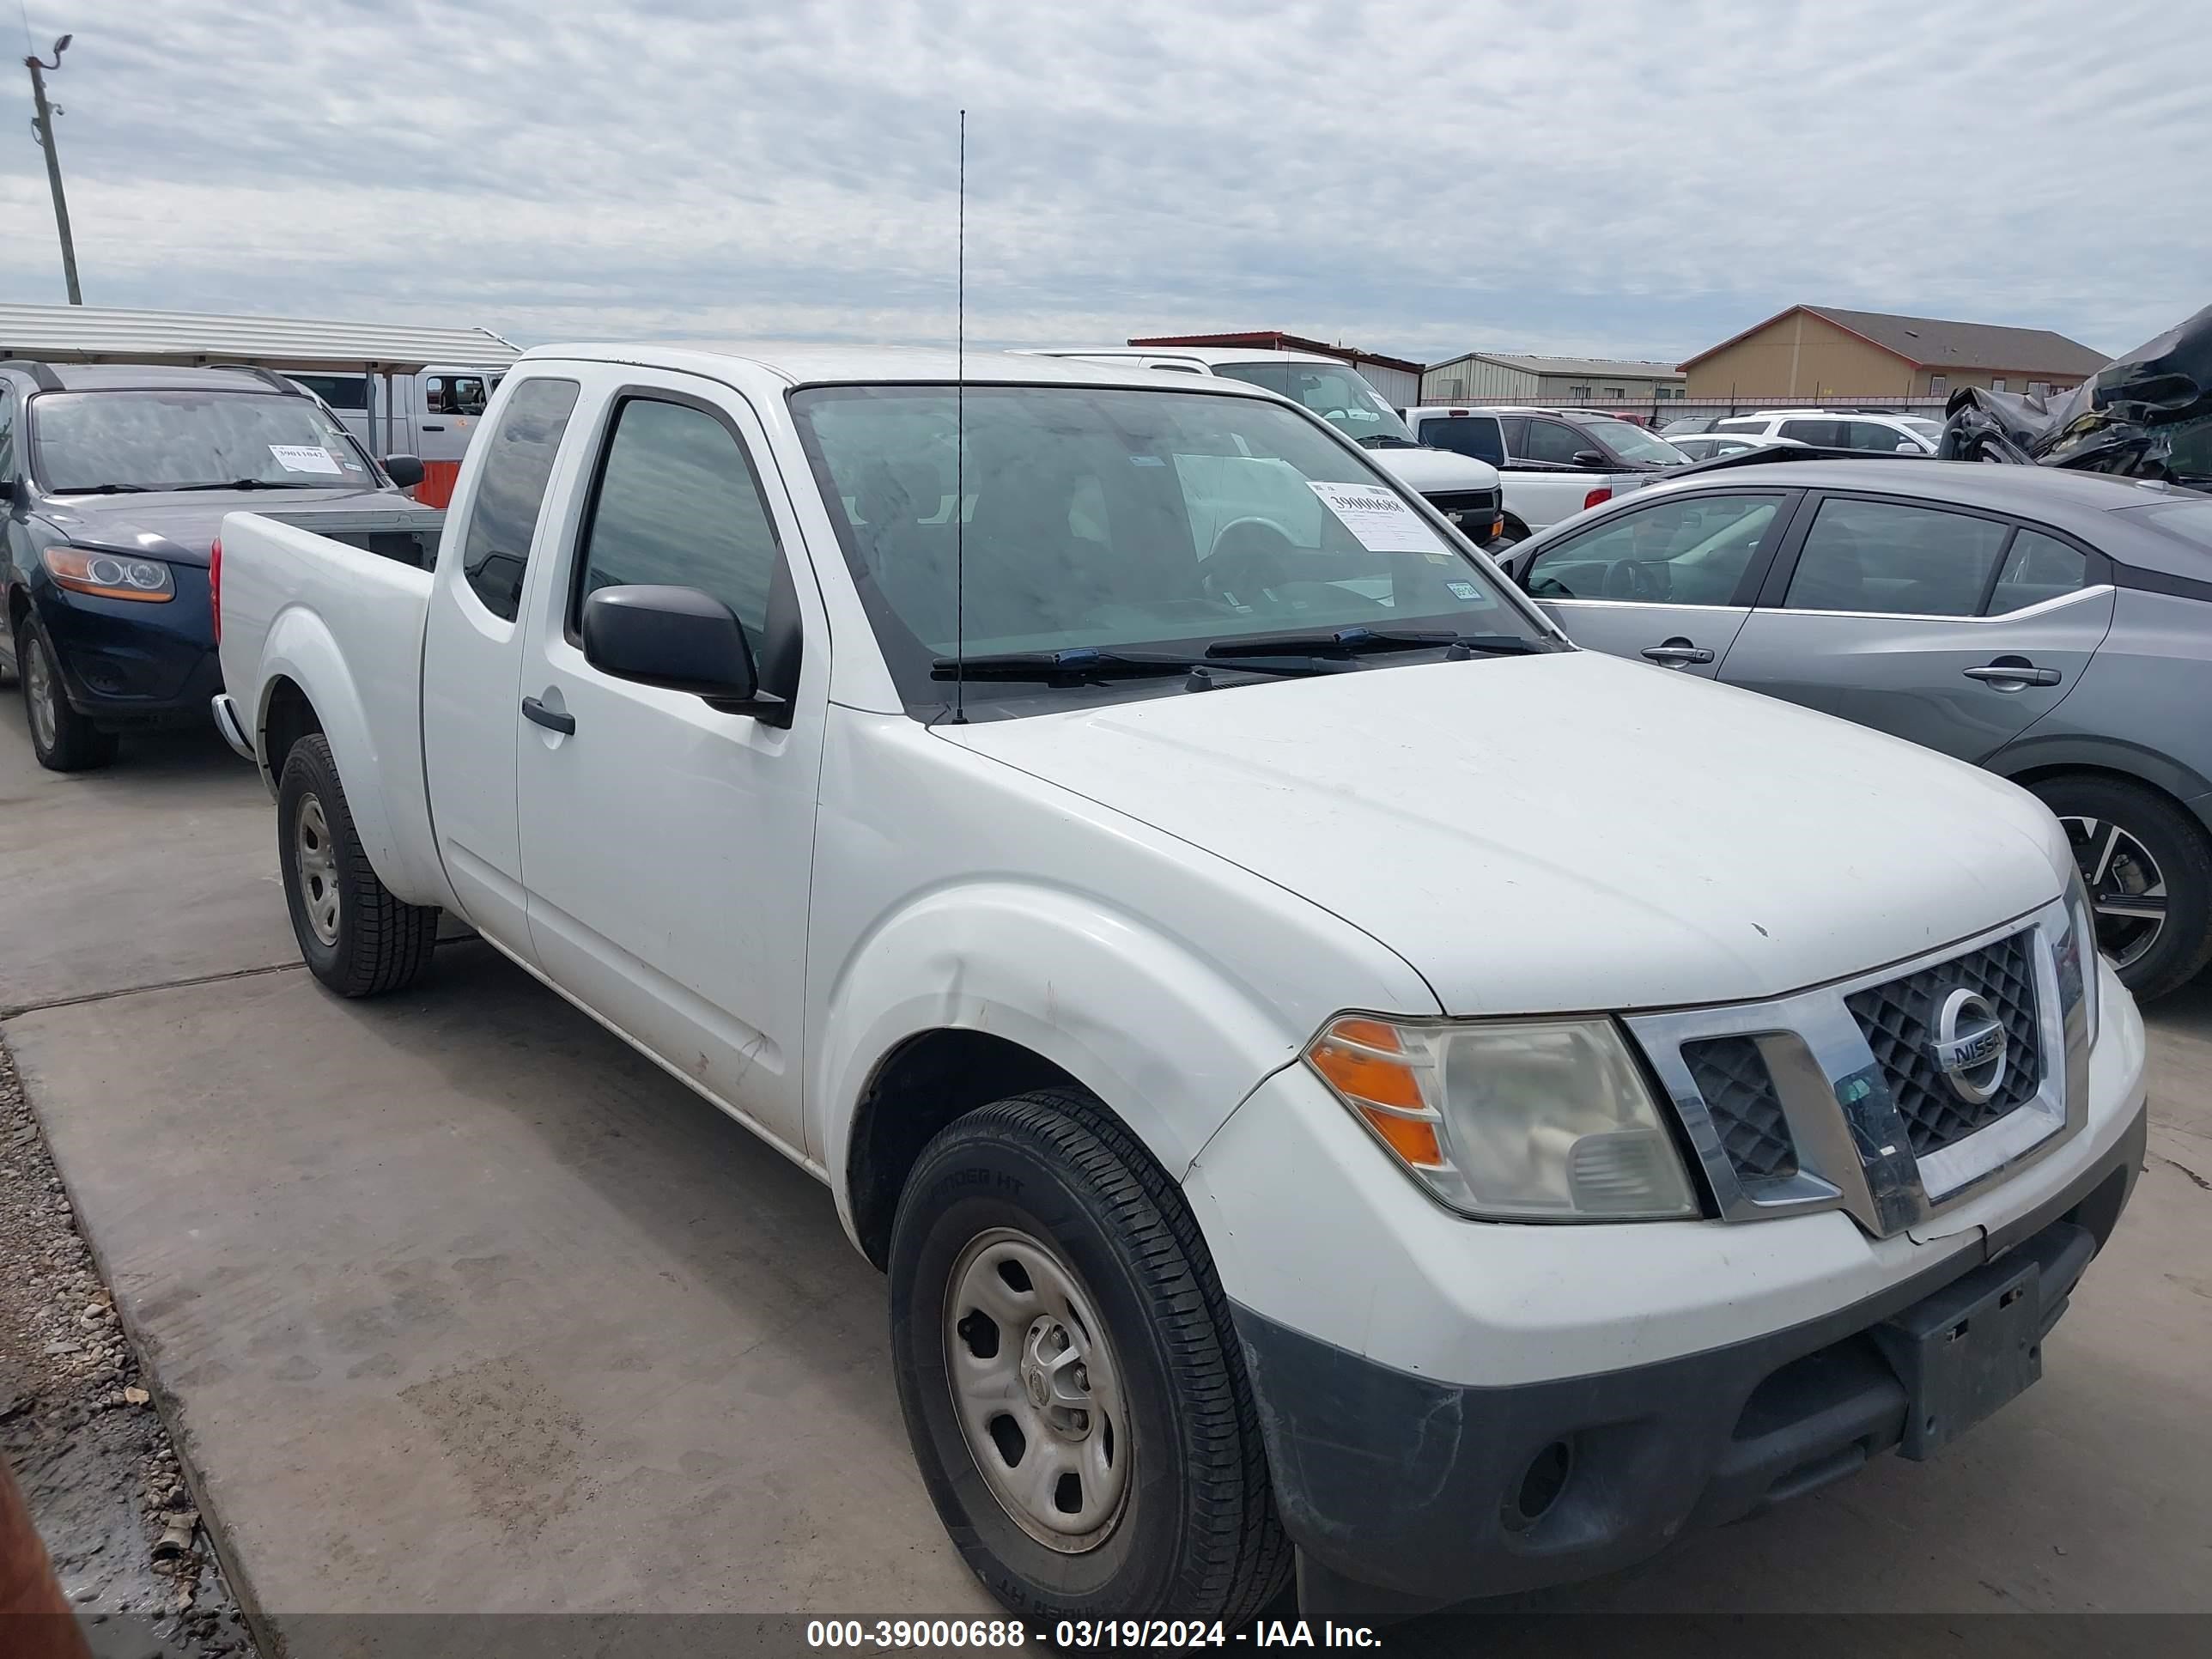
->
0, 0, 2201, 364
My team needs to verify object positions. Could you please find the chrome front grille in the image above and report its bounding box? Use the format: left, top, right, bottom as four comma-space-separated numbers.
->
1626, 898, 2088, 1239
1681, 1036, 1797, 1181
1844, 930, 2042, 1157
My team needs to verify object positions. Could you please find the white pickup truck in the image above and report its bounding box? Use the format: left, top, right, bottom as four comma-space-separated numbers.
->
213, 343, 2147, 1624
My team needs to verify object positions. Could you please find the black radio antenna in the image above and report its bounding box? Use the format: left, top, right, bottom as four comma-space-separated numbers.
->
951, 107, 969, 724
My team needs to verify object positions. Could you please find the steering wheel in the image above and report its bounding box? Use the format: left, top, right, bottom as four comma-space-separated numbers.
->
1601, 560, 1663, 602
1203, 518, 1298, 605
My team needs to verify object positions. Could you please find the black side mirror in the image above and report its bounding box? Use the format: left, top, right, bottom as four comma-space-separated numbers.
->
0, 477, 15, 501
382, 453, 425, 490
581, 584, 788, 723
1572, 449, 1609, 468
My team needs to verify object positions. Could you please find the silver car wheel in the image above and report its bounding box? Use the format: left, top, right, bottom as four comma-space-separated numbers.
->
2061, 814, 2166, 972
944, 1226, 1131, 1553
295, 793, 343, 947
25, 635, 58, 752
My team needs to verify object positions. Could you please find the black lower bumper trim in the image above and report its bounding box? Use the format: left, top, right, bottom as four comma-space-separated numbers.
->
1236, 1101, 2146, 1613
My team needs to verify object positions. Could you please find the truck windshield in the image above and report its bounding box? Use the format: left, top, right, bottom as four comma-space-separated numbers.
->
790, 383, 1541, 714
1207, 361, 1422, 449
1577, 417, 1690, 467
31, 391, 375, 493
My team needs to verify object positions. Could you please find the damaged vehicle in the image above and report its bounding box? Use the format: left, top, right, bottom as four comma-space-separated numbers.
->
1941, 302, 2212, 491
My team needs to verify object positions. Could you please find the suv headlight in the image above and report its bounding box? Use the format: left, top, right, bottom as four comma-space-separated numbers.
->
1304, 1014, 1699, 1221
43, 545, 175, 603
2061, 870, 2100, 1049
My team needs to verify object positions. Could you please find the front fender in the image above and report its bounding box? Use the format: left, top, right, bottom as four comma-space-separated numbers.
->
255, 605, 454, 909
814, 881, 1319, 1242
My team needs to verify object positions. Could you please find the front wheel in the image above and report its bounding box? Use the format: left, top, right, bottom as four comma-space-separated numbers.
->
890, 1090, 1291, 1624
2033, 773, 2212, 1002
276, 733, 440, 996
17, 617, 118, 772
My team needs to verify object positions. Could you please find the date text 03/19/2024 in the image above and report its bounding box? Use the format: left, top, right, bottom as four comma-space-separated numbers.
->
804, 1619, 1383, 1649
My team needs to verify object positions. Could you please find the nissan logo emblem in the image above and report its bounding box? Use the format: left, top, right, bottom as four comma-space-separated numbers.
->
1932, 988, 2008, 1105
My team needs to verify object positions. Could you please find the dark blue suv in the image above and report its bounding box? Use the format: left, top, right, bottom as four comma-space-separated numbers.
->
0, 361, 423, 769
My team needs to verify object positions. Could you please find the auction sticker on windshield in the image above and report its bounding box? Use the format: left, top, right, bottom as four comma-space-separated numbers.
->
268, 445, 343, 476
1309, 481, 1447, 554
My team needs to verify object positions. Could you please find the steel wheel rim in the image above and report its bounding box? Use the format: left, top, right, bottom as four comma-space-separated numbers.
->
943, 1226, 1131, 1553
25, 638, 57, 751
295, 793, 342, 946
2061, 814, 2166, 971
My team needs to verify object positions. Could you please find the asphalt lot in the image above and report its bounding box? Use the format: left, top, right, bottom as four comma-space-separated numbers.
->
3, 712, 2209, 1639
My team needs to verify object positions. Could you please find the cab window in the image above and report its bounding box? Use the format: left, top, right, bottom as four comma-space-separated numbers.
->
458, 377, 581, 622
1520, 420, 1588, 466
1416, 415, 1505, 465
1524, 494, 1782, 604
1782, 498, 2012, 616
573, 397, 781, 650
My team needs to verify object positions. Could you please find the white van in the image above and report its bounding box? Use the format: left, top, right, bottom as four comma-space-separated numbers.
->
1032, 346, 1507, 542
287, 364, 508, 505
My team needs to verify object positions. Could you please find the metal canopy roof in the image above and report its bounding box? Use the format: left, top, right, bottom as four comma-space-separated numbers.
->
0, 301, 520, 374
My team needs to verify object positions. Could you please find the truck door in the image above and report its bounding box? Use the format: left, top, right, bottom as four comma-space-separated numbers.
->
420, 374, 586, 954
514, 372, 828, 1154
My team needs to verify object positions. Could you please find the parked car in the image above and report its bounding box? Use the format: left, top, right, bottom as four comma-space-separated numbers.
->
287, 363, 509, 507
1030, 347, 1507, 542
1497, 458, 2212, 998
1661, 414, 1724, 435
1401, 404, 1691, 538
0, 360, 438, 771
1712, 409, 1937, 454
216, 345, 2143, 1623
1668, 433, 1807, 462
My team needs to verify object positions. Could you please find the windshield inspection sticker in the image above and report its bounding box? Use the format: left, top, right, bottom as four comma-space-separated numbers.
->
1308, 481, 1447, 554
268, 444, 343, 476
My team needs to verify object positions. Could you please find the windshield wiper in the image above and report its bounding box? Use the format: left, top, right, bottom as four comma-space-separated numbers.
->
164, 478, 324, 492
1356, 434, 1419, 449
55, 483, 151, 495
931, 647, 1341, 684
1205, 627, 1549, 660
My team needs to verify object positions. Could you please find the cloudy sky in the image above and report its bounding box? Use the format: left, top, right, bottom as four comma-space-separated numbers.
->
0, 0, 2200, 366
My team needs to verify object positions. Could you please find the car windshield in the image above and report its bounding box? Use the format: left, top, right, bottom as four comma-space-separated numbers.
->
1577, 416, 1689, 466
1207, 361, 1422, 449
31, 390, 374, 493
790, 383, 1540, 715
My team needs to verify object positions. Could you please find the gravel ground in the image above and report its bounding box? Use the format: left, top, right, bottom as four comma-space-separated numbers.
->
1, 1032, 258, 1659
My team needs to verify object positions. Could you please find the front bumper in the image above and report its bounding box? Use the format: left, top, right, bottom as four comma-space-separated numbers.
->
33, 569, 220, 726
1183, 961, 2147, 1610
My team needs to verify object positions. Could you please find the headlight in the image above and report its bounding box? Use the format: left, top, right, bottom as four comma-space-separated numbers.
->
2061, 870, 2100, 1050
1304, 1014, 1699, 1220
42, 545, 176, 603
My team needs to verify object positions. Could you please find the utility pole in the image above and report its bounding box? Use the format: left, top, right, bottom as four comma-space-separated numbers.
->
24, 33, 81, 304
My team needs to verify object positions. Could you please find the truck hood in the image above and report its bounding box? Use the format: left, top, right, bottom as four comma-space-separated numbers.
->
1367, 446, 1502, 495
34, 486, 405, 568
943, 651, 2069, 1015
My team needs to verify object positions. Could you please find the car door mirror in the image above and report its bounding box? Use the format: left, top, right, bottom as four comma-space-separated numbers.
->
1572, 449, 1609, 468
382, 453, 425, 489
1894, 441, 1919, 453
582, 583, 787, 720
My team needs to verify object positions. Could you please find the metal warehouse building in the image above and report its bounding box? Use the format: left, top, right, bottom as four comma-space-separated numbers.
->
1419, 351, 1686, 405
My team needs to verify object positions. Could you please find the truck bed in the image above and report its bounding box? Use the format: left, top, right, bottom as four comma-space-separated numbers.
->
251, 506, 444, 570
216, 508, 453, 911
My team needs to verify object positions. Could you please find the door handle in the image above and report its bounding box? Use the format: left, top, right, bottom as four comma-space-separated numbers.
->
422, 422, 447, 432
1963, 662, 2061, 688
521, 696, 575, 734
1642, 641, 1714, 665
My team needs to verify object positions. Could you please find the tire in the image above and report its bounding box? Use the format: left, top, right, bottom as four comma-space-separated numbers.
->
276, 733, 440, 996
2031, 773, 2212, 1003
890, 1089, 1291, 1625
17, 616, 118, 772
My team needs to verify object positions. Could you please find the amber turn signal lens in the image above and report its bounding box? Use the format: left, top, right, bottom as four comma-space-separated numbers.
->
1307, 1019, 1425, 1111
1356, 1104, 1447, 1169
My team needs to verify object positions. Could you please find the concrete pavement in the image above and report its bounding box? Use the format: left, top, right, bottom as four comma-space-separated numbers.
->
3, 711, 2209, 1636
